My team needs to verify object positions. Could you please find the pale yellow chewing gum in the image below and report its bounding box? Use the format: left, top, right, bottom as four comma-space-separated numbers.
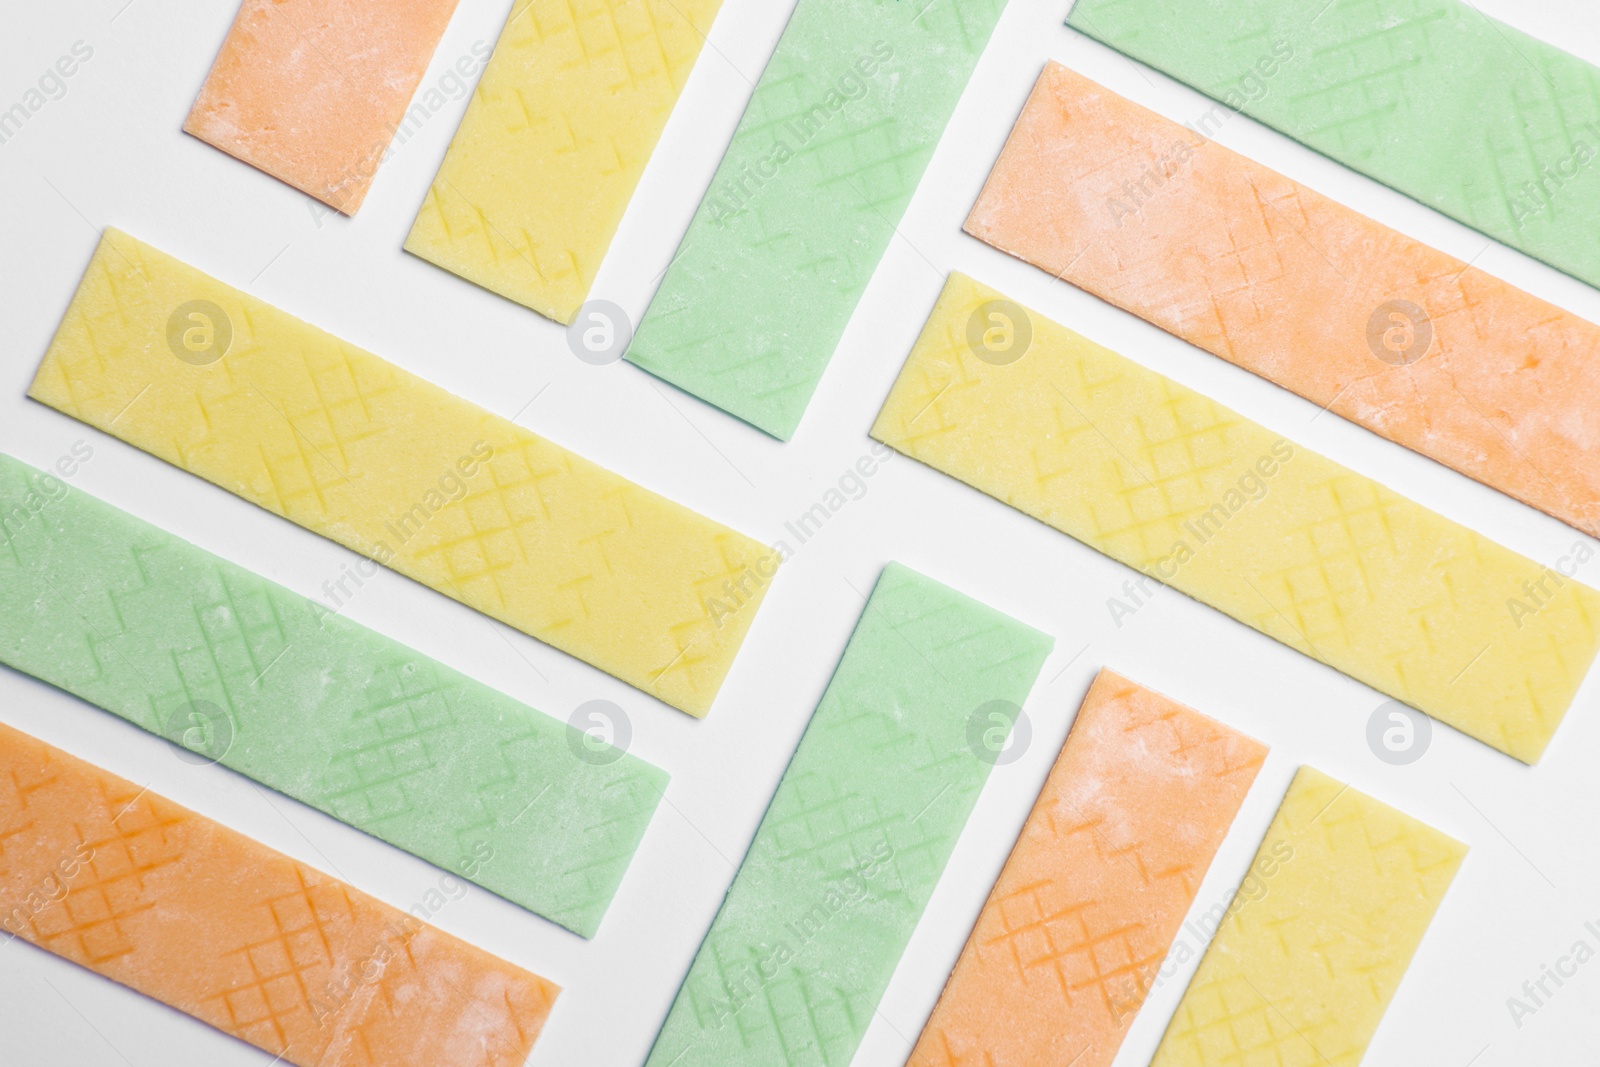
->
29, 230, 777, 717
406, 0, 724, 324
1152, 767, 1466, 1066
871, 274, 1600, 762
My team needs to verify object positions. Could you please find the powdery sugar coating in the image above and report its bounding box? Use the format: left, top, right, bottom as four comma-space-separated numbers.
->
187, 0, 460, 213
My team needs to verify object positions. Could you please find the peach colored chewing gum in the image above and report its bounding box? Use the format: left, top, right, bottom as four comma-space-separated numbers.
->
909, 669, 1266, 1067
968, 63, 1600, 538
186, 0, 462, 214
0, 721, 556, 1066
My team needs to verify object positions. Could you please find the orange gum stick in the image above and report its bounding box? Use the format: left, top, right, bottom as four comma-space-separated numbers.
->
185, 0, 461, 214
0, 721, 556, 1066
968, 63, 1600, 538
908, 669, 1266, 1067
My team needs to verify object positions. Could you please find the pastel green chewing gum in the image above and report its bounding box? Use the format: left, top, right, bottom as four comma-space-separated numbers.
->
0, 453, 665, 938
1066, 0, 1600, 289
645, 563, 1053, 1066
626, 0, 1010, 439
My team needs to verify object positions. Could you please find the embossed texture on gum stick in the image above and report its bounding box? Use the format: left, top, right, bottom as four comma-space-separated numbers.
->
0, 453, 665, 938
1152, 767, 1465, 1067
645, 563, 1053, 1066
29, 230, 777, 718
872, 273, 1600, 763
909, 669, 1266, 1067
406, 0, 724, 323
0, 720, 558, 1067
626, 0, 1009, 440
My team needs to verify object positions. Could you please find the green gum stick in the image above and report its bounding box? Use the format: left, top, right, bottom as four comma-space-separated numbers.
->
0, 453, 665, 938
1067, 0, 1600, 289
626, 0, 1009, 440
645, 562, 1053, 1066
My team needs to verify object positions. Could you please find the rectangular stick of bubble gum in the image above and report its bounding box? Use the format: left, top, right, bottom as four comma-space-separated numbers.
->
0, 452, 665, 938
871, 273, 1600, 763
967, 63, 1600, 538
29, 230, 777, 718
625, 0, 1011, 439
645, 563, 1053, 1066
1066, 0, 1600, 291
186, 0, 461, 214
1151, 767, 1465, 1066
0, 720, 557, 1067
909, 669, 1266, 1067
406, 0, 724, 324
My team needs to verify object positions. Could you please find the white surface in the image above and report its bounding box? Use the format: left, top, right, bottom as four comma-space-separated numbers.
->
3, 1, 1600, 1064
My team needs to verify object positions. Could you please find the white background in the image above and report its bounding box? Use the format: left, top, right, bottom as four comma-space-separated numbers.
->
3, 0, 1600, 1064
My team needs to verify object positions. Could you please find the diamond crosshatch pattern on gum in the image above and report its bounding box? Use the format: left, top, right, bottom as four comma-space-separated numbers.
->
0, 720, 558, 1067
406, 0, 724, 324
1067, 0, 1600, 291
0, 453, 665, 938
645, 563, 1053, 1066
186, 0, 462, 214
967, 63, 1600, 539
871, 274, 1600, 763
1151, 767, 1466, 1066
909, 669, 1267, 1067
626, 0, 1010, 439
28, 230, 777, 718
